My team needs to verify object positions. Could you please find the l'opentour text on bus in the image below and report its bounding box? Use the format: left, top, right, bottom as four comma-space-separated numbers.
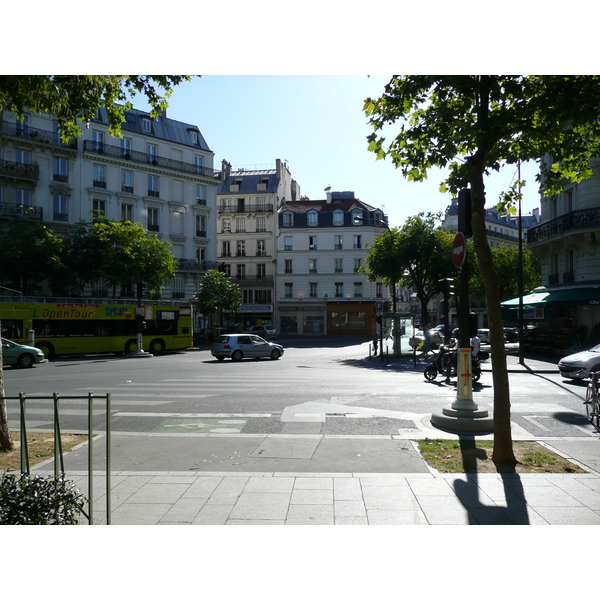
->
0, 300, 193, 357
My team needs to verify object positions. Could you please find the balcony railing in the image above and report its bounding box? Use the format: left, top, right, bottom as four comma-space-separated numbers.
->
218, 203, 273, 214
2, 120, 78, 149
0, 202, 43, 219
83, 140, 221, 180
177, 259, 219, 273
0, 159, 40, 182
527, 207, 600, 244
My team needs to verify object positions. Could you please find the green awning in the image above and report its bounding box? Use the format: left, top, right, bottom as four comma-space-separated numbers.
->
501, 287, 600, 308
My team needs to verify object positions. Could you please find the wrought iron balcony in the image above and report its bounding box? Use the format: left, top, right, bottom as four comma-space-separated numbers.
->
83, 140, 222, 180
218, 203, 273, 214
2, 120, 78, 149
0, 159, 40, 182
177, 259, 219, 273
0, 202, 43, 219
527, 207, 600, 244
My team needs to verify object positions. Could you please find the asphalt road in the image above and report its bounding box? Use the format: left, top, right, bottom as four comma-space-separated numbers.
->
1, 337, 592, 439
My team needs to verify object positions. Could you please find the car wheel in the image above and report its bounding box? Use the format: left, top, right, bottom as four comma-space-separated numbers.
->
17, 353, 35, 368
472, 369, 481, 383
231, 350, 243, 362
270, 349, 281, 360
424, 366, 437, 381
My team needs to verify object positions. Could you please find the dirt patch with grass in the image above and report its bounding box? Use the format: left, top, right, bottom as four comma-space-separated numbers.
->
417, 439, 586, 474
0, 432, 87, 472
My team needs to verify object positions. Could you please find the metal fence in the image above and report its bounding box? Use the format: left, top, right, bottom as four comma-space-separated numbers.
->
3, 392, 112, 525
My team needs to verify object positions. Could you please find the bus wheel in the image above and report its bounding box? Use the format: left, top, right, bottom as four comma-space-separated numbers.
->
125, 339, 138, 354
36, 342, 54, 359
149, 339, 165, 354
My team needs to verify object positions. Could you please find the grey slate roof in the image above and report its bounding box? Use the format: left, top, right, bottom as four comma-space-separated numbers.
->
93, 106, 212, 152
218, 170, 280, 195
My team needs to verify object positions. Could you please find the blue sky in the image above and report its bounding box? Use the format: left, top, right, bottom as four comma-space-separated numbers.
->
133, 75, 542, 229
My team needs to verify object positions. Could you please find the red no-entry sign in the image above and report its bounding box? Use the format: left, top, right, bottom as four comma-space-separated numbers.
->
452, 232, 466, 268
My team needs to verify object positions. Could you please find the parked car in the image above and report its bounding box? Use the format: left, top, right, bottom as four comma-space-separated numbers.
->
212, 334, 284, 362
244, 325, 276, 339
476, 329, 491, 344
558, 344, 600, 380
1, 337, 45, 368
503, 327, 519, 342
408, 329, 443, 349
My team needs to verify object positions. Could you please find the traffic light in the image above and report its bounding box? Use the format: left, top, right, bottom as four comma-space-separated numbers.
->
457, 188, 473, 238
439, 278, 455, 298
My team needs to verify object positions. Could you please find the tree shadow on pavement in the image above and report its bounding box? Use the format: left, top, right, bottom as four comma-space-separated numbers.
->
452, 436, 530, 525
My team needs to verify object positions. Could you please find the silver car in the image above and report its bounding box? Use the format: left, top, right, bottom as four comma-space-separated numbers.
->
211, 334, 284, 362
558, 344, 600, 380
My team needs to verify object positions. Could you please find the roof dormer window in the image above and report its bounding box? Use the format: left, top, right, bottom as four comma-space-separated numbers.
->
142, 118, 151, 133
308, 210, 318, 227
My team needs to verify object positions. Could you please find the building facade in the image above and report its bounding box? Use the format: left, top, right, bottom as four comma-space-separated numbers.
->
0, 107, 222, 300
276, 191, 390, 336
510, 158, 600, 352
216, 159, 300, 329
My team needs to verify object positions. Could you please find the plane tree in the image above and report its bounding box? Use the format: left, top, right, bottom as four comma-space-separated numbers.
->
364, 75, 600, 465
194, 270, 242, 333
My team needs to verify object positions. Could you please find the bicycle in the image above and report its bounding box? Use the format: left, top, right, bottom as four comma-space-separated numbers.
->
585, 369, 600, 429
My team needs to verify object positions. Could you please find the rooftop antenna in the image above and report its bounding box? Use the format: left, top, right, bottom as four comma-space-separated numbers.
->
324, 186, 331, 192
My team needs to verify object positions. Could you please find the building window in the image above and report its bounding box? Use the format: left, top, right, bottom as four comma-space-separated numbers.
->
351, 210, 362, 225
142, 118, 151, 133
148, 207, 160, 232
146, 143, 158, 164
376, 282, 383, 298
16, 115, 30, 136
335, 259, 343, 273
308, 210, 318, 226
257, 240, 266, 256
196, 214, 207, 237
196, 247, 206, 262
335, 235, 343, 250
53, 195, 68, 221
120, 137, 131, 158
284, 236, 293, 251
196, 184, 207, 205
285, 260, 293, 274
354, 282, 363, 297
335, 282, 344, 297
121, 169, 133, 193
256, 196, 267, 211
283, 212, 294, 227
243, 289, 254, 304
257, 264, 266, 279
121, 203, 133, 221
284, 283, 293, 298
309, 236, 317, 250
222, 241, 231, 257
194, 156, 203, 174
93, 164, 106, 188
92, 198, 106, 216
353, 235, 362, 249
53, 157, 68, 182
333, 210, 344, 226
309, 259, 317, 274
255, 289, 271, 303
15, 189, 31, 207
148, 175, 159, 197
310, 282, 318, 298
220, 198, 231, 213
236, 218, 246, 233
15, 149, 31, 164
222, 219, 231, 233
354, 258, 362, 273
190, 130, 198, 145
222, 263, 231, 277
237, 240, 246, 256
92, 130, 103, 151
236, 264, 246, 280
172, 278, 185, 298
256, 217, 266, 232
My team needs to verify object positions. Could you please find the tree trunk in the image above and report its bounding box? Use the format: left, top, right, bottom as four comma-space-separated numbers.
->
0, 331, 15, 452
469, 165, 517, 466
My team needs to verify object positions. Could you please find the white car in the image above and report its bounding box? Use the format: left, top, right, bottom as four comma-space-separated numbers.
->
212, 334, 284, 362
558, 344, 600, 380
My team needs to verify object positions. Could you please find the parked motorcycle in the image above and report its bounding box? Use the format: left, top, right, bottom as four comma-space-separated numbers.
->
424, 345, 482, 383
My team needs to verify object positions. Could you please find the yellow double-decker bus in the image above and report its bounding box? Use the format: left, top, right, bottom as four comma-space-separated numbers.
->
0, 299, 193, 357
